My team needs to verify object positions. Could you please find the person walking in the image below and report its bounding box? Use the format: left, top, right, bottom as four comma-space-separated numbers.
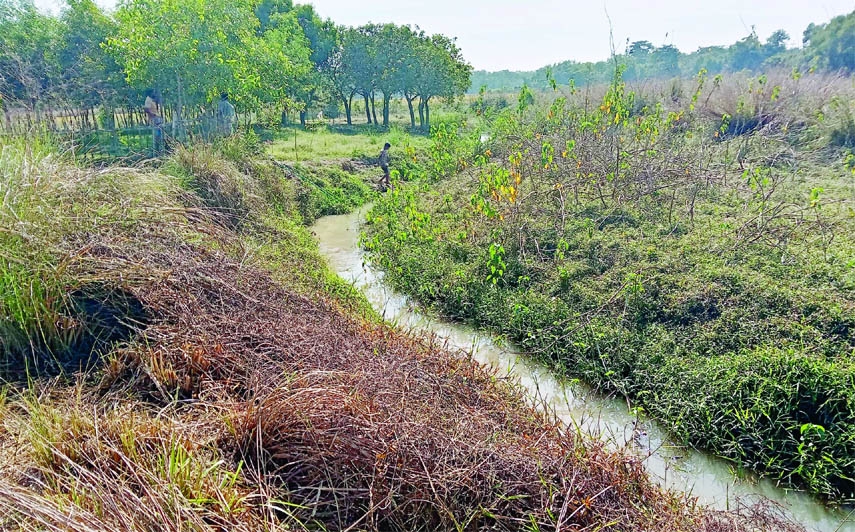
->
378, 142, 392, 191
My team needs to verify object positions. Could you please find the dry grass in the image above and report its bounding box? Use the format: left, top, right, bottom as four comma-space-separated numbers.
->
0, 140, 806, 531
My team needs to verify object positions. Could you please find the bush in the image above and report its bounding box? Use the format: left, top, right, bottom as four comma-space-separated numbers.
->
829, 104, 855, 148
294, 164, 373, 224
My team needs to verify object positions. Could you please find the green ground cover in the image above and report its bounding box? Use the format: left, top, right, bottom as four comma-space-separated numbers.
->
266, 124, 432, 162
363, 72, 855, 503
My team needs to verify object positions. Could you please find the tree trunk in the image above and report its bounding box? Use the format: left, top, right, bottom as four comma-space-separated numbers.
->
382, 94, 390, 127
364, 94, 372, 124
418, 99, 425, 129
174, 74, 186, 141
370, 92, 378, 125
344, 96, 352, 125
424, 97, 431, 131
406, 97, 416, 128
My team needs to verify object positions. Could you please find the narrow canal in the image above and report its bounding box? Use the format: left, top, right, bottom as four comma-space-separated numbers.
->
313, 205, 852, 532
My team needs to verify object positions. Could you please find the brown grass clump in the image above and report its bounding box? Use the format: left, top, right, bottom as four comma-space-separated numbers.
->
90, 239, 680, 529
92, 236, 801, 531
0, 143, 805, 531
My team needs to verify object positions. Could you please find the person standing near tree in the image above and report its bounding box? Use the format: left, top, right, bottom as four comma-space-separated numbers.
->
378, 142, 391, 191
144, 89, 164, 153
216, 92, 236, 136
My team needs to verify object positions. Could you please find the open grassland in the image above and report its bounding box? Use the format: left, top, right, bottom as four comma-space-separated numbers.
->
266, 124, 433, 163
0, 134, 800, 531
364, 71, 855, 503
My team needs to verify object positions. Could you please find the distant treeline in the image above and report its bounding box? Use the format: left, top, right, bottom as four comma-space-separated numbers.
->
471, 10, 855, 92
0, 0, 471, 132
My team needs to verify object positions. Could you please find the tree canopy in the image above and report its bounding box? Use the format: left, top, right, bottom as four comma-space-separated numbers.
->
322, 22, 470, 129
472, 11, 854, 93
804, 11, 855, 72
0, 0, 471, 132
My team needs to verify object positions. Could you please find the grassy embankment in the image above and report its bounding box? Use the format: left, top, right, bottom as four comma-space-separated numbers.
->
364, 72, 855, 503
0, 129, 792, 531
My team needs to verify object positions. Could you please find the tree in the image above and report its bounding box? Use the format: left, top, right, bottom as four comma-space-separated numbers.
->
765, 29, 790, 56
344, 26, 377, 125
251, 0, 322, 125
373, 24, 411, 127
399, 26, 426, 128
323, 24, 469, 129
109, 0, 245, 134
324, 27, 359, 125
236, 8, 312, 119
350, 24, 383, 126
730, 30, 764, 71
108, 0, 311, 135
56, 0, 125, 125
414, 33, 471, 130
628, 40, 654, 56
682, 45, 728, 76
804, 10, 855, 72
0, 0, 62, 114
651, 44, 680, 77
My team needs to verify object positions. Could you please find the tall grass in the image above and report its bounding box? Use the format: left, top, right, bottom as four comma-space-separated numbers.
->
1, 138, 76, 367
1, 387, 269, 532
0, 136, 181, 375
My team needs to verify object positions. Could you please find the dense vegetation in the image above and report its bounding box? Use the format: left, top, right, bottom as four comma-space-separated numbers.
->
364, 69, 855, 503
0, 0, 471, 133
2, 133, 801, 531
2, 0, 855, 528
471, 9, 855, 92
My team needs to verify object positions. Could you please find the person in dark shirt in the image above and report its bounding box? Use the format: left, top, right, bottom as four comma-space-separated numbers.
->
378, 142, 392, 191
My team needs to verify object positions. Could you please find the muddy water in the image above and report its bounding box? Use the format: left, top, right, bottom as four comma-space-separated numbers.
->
313, 205, 852, 532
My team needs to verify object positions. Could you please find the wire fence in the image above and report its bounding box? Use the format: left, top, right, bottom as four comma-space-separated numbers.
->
1, 104, 240, 163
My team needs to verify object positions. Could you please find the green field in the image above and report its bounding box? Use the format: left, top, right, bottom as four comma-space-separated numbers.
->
266, 124, 432, 162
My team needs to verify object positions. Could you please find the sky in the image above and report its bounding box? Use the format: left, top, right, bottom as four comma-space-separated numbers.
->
33, 0, 855, 72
